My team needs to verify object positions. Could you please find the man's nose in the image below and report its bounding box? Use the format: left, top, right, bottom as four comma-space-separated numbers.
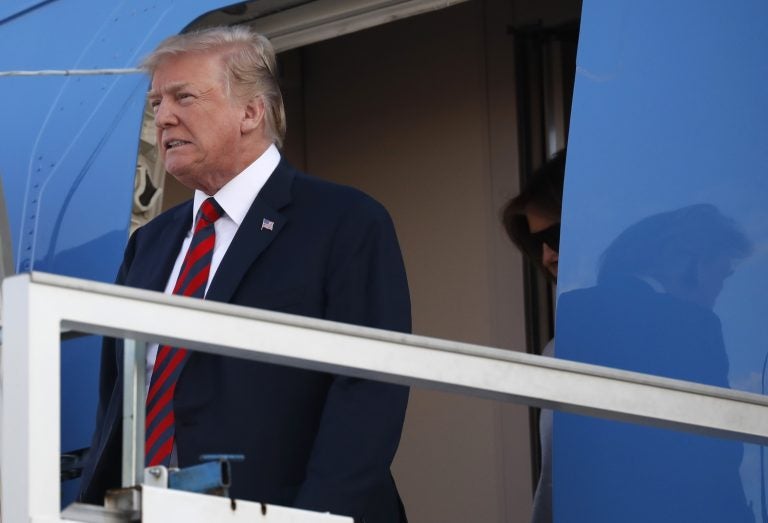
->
154, 101, 177, 128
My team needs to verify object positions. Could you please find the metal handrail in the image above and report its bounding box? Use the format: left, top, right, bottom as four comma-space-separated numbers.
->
4, 271, 768, 521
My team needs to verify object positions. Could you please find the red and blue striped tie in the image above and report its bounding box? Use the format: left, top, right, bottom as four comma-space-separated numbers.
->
145, 197, 224, 467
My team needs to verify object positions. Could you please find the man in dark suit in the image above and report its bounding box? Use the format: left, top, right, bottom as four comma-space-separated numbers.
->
79, 26, 411, 522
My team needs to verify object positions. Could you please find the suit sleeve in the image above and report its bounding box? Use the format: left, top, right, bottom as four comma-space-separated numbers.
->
293, 197, 411, 517
78, 231, 139, 503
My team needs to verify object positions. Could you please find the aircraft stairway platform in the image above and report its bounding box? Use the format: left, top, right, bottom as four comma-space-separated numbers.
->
3, 273, 768, 521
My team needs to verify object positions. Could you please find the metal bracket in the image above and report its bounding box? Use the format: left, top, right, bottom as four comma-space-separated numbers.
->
167, 454, 244, 497
143, 465, 169, 489
64, 486, 144, 522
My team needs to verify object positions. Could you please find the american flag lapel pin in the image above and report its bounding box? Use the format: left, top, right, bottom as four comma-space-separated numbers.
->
261, 218, 275, 231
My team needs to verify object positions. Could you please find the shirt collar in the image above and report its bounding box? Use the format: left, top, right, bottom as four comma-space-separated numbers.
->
191, 144, 281, 229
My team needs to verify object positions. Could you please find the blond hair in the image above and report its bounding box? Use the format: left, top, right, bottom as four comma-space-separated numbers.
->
142, 26, 286, 148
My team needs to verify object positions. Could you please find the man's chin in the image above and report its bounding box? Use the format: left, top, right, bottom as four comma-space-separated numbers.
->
166, 168, 202, 191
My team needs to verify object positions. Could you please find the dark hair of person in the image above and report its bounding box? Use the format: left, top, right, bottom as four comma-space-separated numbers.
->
502, 150, 566, 278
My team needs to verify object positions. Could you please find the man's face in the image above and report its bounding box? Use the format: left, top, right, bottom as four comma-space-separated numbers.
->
149, 52, 247, 194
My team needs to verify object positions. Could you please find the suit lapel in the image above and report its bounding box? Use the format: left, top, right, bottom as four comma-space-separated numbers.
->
129, 202, 191, 292
173, 162, 294, 413
205, 159, 295, 304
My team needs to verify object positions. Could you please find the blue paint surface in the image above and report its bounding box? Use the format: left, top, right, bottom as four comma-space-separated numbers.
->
556, 0, 768, 520
0, 0, 230, 505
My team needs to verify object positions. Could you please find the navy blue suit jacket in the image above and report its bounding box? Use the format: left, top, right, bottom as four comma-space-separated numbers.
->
79, 160, 411, 522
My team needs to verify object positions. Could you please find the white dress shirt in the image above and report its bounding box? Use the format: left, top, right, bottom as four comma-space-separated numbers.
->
145, 144, 281, 391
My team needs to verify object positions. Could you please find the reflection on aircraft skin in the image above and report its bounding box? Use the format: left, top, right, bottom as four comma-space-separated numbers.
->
557, 205, 754, 522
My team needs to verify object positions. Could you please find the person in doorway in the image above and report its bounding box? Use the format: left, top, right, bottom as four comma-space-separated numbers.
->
502, 151, 564, 282
502, 149, 565, 523
79, 26, 411, 522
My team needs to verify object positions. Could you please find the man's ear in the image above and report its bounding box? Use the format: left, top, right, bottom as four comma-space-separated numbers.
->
241, 96, 265, 134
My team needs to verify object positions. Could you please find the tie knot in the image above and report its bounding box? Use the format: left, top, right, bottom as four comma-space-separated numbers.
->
199, 197, 224, 225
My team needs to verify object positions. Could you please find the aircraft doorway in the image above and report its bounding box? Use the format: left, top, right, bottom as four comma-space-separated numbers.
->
133, 1, 581, 520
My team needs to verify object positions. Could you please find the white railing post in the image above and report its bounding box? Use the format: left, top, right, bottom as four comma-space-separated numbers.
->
122, 339, 147, 488
2, 274, 61, 521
